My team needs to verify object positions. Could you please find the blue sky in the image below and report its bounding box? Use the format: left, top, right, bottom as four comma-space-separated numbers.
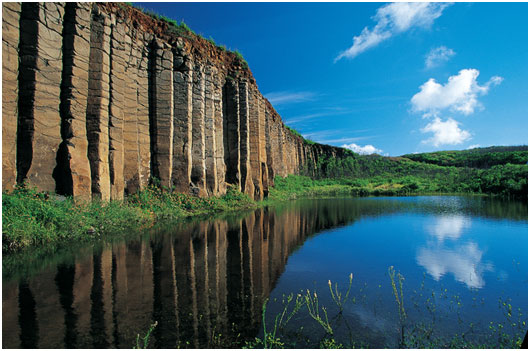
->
136, 2, 528, 156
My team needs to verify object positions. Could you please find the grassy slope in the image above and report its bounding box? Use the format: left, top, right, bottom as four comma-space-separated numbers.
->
287, 146, 528, 199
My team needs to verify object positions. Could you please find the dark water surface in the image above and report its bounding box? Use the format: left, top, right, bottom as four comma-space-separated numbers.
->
2, 196, 527, 348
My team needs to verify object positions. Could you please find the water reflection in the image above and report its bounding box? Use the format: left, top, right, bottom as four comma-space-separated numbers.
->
417, 242, 493, 289
418, 214, 493, 289
425, 215, 471, 241
2, 197, 527, 348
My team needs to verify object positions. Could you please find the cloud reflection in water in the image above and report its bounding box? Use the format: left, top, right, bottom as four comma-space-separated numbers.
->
417, 215, 494, 289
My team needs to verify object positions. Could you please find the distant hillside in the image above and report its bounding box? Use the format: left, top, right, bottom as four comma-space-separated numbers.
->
299, 146, 527, 198
402, 146, 528, 169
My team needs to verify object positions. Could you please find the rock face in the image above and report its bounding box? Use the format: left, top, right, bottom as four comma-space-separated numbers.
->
2, 2, 345, 200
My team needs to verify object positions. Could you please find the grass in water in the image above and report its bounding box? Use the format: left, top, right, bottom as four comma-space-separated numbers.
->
133, 321, 158, 349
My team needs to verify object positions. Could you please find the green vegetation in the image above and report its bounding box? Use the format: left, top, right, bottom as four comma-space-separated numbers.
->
134, 321, 158, 349
402, 146, 527, 168
295, 146, 527, 198
285, 125, 315, 145
3, 146, 526, 252
2, 183, 254, 253
242, 272, 526, 348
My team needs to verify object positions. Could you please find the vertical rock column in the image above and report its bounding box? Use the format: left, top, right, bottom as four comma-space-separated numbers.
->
222, 79, 240, 189
136, 35, 151, 190
107, 15, 126, 200
54, 3, 92, 199
204, 64, 218, 195
213, 71, 226, 195
86, 6, 111, 201
264, 108, 275, 185
248, 88, 263, 200
2, 2, 20, 191
191, 62, 207, 197
122, 27, 140, 194
17, 3, 64, 192
238, 80, 254, 197
149, 40, 174, 189
172, 50, 193, 193
258, 95, 269, 196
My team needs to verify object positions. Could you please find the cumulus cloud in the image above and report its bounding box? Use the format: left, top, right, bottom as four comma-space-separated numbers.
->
342, 143, 383, 155
411, 69, 503, 116
467, 144, 480, 150
425, 46, 455, 68
335, 2, 450, 61
421, 117, 470, 147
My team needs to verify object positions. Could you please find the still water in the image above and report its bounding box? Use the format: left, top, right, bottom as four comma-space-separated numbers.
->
2, 196, 527, 348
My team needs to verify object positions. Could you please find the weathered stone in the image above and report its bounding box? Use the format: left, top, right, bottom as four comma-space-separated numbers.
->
2, 2, 344, 201
123, 26, 141, 194
191, 61, 207, 197
248, 88, 263, 200
86, 7, 111, 201
54, 3, 93, 200
222, 79, 240, 189
172, 53, 193, 193
136, 39, 151, 190
2, 2, 20, 191
17, 3, 64, 193
238, 80, 254, 197
213, 70, 226, 195
149, 40, 174, 189
204, 64, 218, 195
108, 16, 127, 200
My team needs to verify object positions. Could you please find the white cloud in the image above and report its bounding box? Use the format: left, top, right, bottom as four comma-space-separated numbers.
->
421, 117, 470, 147
335, 2, 450, 61
425, 46, 455, 68
342, 143, 383, 155
467, 144, 480, 150
411, 69, 503, 116
264, 91, 316, 105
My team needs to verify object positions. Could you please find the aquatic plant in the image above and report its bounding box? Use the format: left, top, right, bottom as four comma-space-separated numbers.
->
133, 321, 158, 349
328, 273, 353, 313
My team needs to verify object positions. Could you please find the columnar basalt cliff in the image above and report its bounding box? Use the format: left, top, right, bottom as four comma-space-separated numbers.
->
2, 2, 345, 200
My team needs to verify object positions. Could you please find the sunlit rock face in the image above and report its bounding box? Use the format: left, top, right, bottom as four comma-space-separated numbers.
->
2, 2, 346, 200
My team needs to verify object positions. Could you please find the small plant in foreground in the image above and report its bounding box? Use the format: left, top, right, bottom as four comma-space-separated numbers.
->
133, 321, 158, 349
328, 273, 353, 313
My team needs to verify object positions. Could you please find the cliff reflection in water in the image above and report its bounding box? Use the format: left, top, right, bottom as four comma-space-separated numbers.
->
3, 196, 527, 349
3, 198, 390, 348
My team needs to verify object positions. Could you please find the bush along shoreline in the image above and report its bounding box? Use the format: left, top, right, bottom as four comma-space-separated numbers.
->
2, 182, 255, 253
3, 167, 526, 255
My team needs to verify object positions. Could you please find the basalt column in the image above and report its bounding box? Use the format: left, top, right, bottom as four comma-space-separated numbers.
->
238, 80, 254, 197
149, 40, 174, 189
264, 107, 277, 187
204, 64, 218, 196
136, 35, 151, 190
86, 6, 111, 200
122, 28, 141, 194
222, 79, 240, 190
107, 14, 127, 200
2, 2, 20, 191
258, 95, 269, 196
248, 88, 263, 200
190, 62, 207, 197
54, 2, 92, 199
171, 50, 193, 193
17, 3, 64, 192
213, 70, 227, 195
